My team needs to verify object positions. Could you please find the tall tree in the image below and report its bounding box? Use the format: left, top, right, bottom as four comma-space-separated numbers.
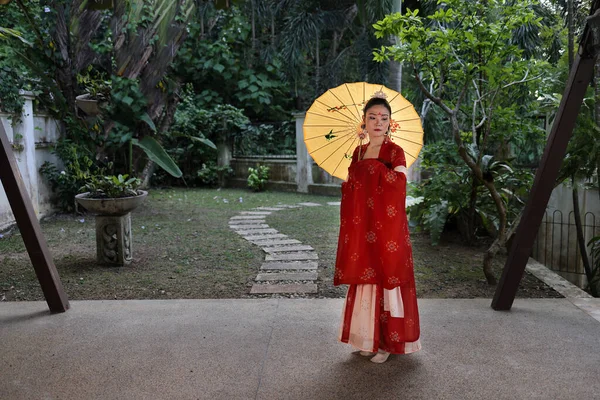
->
374, 0, 551, 283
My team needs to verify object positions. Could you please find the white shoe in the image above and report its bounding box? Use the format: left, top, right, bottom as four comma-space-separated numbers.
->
370, 350, 391, 363
359, 351, 376, 356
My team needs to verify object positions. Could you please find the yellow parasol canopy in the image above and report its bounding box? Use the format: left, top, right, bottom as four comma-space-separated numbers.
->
303, 82, 424, 180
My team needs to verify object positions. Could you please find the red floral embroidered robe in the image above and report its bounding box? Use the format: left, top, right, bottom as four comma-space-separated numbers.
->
334, 140, 420, 348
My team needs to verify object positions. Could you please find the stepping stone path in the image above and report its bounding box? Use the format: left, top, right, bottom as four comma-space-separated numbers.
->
229, 202, 340, 297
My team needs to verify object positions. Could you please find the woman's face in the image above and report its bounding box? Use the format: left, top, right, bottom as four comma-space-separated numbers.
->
363, 104, 390, 140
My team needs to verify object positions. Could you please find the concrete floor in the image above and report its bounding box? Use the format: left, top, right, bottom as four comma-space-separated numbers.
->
1, 298, 599, 400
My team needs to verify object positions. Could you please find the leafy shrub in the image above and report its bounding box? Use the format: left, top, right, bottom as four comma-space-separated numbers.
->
247, 165, 269, 192
155, 89, 247, 187
40, 140, 101, 212
234, 121, 295, 156
197, 162, 234, 187
409, 140, 533, 245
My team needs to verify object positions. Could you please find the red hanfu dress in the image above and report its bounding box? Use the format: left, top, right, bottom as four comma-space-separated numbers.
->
335, 138, 421, 354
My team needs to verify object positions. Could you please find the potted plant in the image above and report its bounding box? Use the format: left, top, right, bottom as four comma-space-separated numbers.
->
75, 73, 111, 116
75, 174, 147, 215
75, 174, 147, 265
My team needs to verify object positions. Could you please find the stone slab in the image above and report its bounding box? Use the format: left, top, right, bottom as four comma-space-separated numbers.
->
250, 283, 318, 294
568, 298, 600, 323
235, 228, 279, 235
230, 215, 267, 220
240, 211, 272, 215
254, 207, 284, 211
244, 234, 289, 241
262, 245, 314, 253
255, 272, 318, 281
265, 252, 319, 261
297, 202, 322, 207
327, 202, 341, 206
229, 220, 267, 225
260, 261, 318, 270
525, 258, 592, 299
272, 204, 301, 208
230, 219, 268, 225
229, 224, 270, 230
251, 239, 301, 246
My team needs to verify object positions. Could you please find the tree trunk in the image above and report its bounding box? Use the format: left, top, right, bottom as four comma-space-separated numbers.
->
217, 120, 232, 187
389, 0, 403, 93
315, 30, 320, 97
452, 113, 507, 284
466, 176, 478, 244
483, 208, 525, 286
271, 13, 275, 48
568, 0, 574, 70
592, 49, 600, 200
140, 160, 156, 190
572, 178, 597, 296
482, 241, 499, 285
251, 0, 256, 60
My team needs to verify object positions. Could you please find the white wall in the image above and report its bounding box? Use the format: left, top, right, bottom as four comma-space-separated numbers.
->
0, 92, 60, 231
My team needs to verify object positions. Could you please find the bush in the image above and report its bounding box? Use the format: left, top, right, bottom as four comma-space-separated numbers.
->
234, 121, 296, 156
154, 88, 247, 187
39, 140, 101, 212
197, 162, 234, 187
247, 165, 269, 192
409, 140, 533, 245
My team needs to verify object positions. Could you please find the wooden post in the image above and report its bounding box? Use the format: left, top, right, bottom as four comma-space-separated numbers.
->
492, 11, 599, 310
0, 117, 69, 313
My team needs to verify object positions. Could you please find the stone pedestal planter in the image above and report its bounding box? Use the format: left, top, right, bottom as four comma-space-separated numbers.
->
75, 94, 106, 116
75, 191, 147, 265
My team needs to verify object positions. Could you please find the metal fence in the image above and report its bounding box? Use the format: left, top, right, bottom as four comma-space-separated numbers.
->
532, 210, 599, 279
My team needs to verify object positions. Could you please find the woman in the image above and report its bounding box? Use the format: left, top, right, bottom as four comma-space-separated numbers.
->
334, 93, 421, 363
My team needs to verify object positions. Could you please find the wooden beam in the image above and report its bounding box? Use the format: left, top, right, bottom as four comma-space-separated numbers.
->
492, 30, 597, 310
0, 121, 69, 313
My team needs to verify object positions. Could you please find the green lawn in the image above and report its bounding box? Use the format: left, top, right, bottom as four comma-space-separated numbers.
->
0, 188, 560, 301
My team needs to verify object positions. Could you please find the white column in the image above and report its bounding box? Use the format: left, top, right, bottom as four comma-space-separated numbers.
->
14, 91, 39, 214
294, 112, 312, 193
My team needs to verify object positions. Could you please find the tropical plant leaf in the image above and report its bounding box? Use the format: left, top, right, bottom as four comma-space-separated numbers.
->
139, 113, 157, 132
132, 136, 182, 178
189, 136, 217, 149
426, 200, 449, 245
0, 27, 31, 45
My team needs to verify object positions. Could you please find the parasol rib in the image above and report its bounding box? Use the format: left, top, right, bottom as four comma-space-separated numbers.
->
344, 83, 363, 121
390, 136, 425, 147
306, 110, 358, 125
308, 130, 356, 153
315, 98, 357, 122
392, 104, 414, 114
328, 89, 362, 124
392, 116, 421, 122
318, 133, 357, 165
304, 127, 354, 141
332, 136, 359, 177
303, 124, 350, 128
403, 149, 420, 160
